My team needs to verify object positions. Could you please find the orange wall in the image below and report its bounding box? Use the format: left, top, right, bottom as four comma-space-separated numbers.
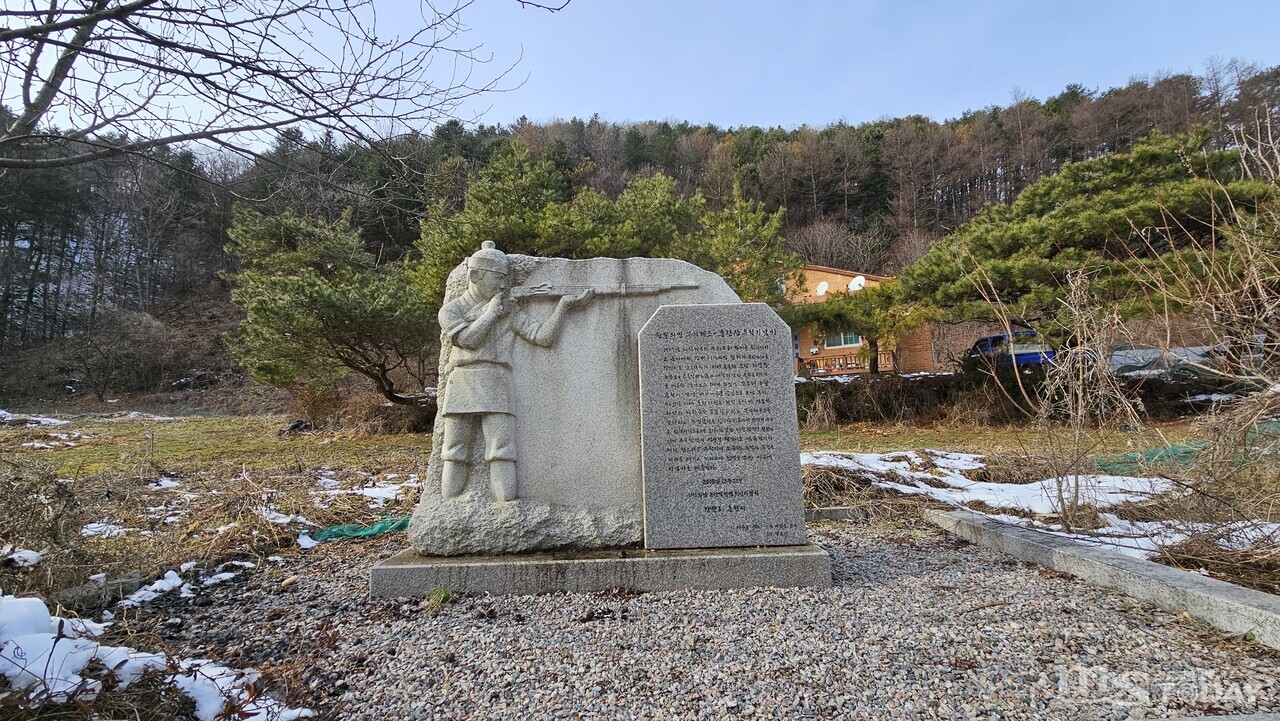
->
791, 265, 936, 375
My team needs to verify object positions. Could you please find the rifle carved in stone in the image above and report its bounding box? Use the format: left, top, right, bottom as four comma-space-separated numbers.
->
507, 281, 699, 301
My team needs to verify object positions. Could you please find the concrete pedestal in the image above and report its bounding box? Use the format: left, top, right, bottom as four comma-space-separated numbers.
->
370, 544, 831, 597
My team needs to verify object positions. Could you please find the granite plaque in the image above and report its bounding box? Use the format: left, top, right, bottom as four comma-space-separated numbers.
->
638, 303, 806, 549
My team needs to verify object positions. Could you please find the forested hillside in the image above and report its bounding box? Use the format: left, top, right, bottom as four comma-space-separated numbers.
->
2, 59, 1277, 403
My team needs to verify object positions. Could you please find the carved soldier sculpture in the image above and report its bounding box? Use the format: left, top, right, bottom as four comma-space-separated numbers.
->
437, 241, 594, 501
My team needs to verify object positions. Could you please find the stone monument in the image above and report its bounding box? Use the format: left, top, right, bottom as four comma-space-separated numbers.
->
371, 243, 830, 596
638, 303, 807, 550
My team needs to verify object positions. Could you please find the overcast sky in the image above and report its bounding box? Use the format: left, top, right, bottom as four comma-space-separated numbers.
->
424, 0, 1280, 129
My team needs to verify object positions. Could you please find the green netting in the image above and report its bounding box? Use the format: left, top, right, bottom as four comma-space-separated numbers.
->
310, 516, 408, 543
1094, 442, 1207, 474
1094, 420, 1280, 474
1248, 420, 1280, 442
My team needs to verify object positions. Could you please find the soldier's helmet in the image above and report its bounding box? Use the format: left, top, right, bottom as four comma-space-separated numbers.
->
468, 240, 509, 276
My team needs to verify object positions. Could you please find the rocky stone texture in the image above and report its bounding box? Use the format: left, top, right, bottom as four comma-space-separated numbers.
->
406, 491, 640, 557
409, 255, 739, 556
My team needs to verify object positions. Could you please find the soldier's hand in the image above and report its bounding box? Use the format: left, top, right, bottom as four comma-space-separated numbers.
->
562, 289, 594, 308
485, 293, 510, 317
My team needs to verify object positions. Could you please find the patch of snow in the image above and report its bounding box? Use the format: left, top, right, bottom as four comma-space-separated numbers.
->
53, 616, 111, 639
148, 477, 180, 490
314, 475, 420, 509
118, 571, 184, 608
102, 411, 176, 422
219, 561, 256, 570
297, 533, 319, 550
179, 561, 198, 573
3, 549, 43, 567
809, 448, 1279, 561
254, 507, 317, 527
80, 522, 131, 538
794, 375, 857, 384
1184, 393, 1237, 403
0, 409, 70, 426
201, 573, 237, 587
802, 450, 1168, 515
0, 593, 313, 719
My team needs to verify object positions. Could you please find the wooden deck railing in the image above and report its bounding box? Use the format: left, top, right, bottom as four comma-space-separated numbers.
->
802, 350, 896, 375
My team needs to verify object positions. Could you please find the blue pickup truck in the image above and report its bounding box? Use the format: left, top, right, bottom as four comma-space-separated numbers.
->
965, 331, 1055, 367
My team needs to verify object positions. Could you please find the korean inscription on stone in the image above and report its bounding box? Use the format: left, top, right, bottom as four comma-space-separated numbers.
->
638, 303, 807, 549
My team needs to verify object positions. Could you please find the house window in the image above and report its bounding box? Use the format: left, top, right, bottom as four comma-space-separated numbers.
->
825, 330, 861, 348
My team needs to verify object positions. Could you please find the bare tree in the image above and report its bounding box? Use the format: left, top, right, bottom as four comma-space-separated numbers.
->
787, 218, 890, 273
0, 0, 531, 170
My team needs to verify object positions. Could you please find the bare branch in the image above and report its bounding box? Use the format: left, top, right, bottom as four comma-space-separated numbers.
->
0, 0, 516, 170
515, 0, 571, 9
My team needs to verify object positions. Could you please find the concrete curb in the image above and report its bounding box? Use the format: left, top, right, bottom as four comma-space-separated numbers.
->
924, 508, 1280, 651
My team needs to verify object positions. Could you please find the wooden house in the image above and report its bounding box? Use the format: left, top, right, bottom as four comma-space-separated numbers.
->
791, 264, 937, 377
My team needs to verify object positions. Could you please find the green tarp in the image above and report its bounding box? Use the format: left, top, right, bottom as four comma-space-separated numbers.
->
310, 516, 409, 543
1094, 420, 1280, 474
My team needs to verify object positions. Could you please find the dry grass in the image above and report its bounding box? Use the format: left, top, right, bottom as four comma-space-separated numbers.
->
797, 418, 1200, 456
801, 464, 937, 521
1158, 539, 1280, 595
1, 413, 426, 609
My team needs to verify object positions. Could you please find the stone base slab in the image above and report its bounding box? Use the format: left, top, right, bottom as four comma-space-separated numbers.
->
370, 544, 831, 597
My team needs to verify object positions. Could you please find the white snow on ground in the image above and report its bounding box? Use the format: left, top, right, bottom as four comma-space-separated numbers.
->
795, 372, 956, 384
80, 522, 132, 538
101, 411, 177, 422
1, 548, 43, 567
313, 473, 421, 509
803, 449, 1169, 514
973, 512, 1280, 559
254, 507, 317, 527
297, 533, 319, 549
118, 571, 186, 607
0, 594, 313, 720
800, 449, 1206, 559
18, 431, 91, 449
0, 409, 69, 426
120, 563, 255, 606
1185, 393, 1238, 402
148, 476, 180, 489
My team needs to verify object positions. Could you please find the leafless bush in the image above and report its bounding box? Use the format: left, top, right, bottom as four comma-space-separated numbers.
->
1036, 272, 1147, 530
799, 385, 838, 431
67, 309, 176, 402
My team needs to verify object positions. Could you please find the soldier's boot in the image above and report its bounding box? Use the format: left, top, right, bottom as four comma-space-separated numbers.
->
490, 460, 517, 502
441, 461, 468, 498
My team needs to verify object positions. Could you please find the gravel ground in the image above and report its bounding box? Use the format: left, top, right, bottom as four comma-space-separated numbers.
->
123, 519, 1280, 720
